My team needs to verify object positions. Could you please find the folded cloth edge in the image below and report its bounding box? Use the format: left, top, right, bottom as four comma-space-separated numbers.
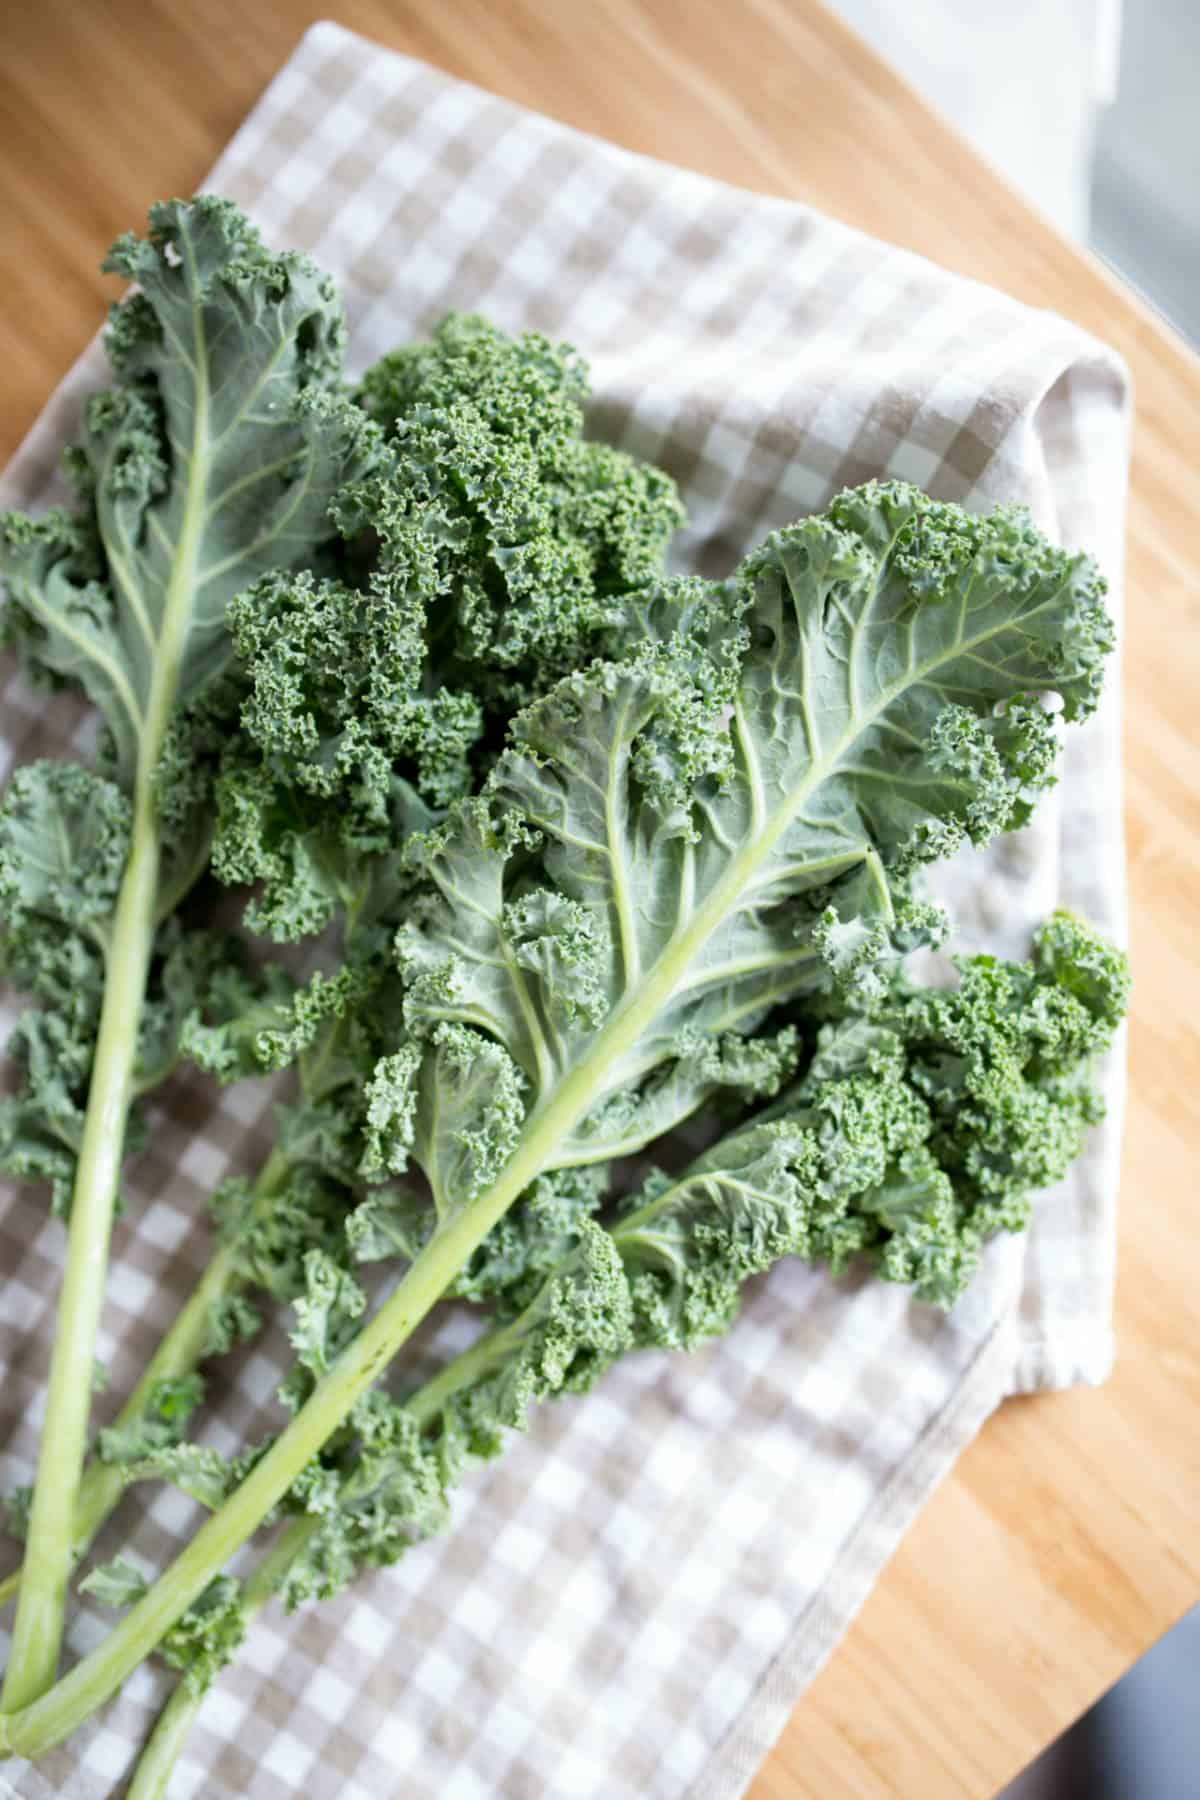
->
692, 1311, 1020, 1799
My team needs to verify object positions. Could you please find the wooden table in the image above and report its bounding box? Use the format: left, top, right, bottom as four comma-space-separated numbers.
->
3, 4, 1198, 1795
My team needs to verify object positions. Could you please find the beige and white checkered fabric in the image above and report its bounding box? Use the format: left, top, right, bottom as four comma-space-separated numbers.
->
0, 23, 1130, 1800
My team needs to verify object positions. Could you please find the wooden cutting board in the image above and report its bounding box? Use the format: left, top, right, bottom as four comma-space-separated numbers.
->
2, 4, 1198, 1796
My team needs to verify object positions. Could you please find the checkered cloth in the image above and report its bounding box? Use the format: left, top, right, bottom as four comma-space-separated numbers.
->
0, 22, 1130, 1800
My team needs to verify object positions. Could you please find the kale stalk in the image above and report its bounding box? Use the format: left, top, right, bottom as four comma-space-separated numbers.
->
0, 198, 378, 1703
123, 915, 1128, 1797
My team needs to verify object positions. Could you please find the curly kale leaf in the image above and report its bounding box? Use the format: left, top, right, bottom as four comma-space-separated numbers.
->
278, 1222, 632, 1606
1026, 908, 1131, 1036
288, 1252, 367, 1383
356, 312, 684, 702
0, 1004, 101, 1215
79, 1556, 150, 1611
274, 1250, 368, 1418
157, 923, 1126, 1619
210, 1165, 353, 1308
0, 200, 381, 1237
1, 197, 380, 789
613, 1066, 937, 1347
176, 951, 379, 1087
382, 482, 1112, 1226
159, 1575, 248, 1696
885, 909, 1130, 1251
81, 1559, 245, 1698
0, 761, 130, 951
210, 569, 477, 941
468, 917, 1131, 1343
93, 1373, 245, 1526
209, 315, 684, 945
0, 764, 129, 1209
97, 1375, 207, 1469
106, 1437, 272, 1521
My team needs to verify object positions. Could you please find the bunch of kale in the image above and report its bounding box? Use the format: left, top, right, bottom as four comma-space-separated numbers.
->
0, 202, 1127, 1785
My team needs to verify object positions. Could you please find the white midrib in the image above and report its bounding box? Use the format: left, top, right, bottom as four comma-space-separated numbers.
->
0, 299, 213, 1711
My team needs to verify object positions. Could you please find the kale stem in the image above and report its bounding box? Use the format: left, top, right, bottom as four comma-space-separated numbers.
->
2, 788, 162, 1708
124, 1678, 205, 1800
124, 1316, 518, 1798
0, 1146, 294, 1617
125, 1519, 317, 1800
0, 1178, 531, 1757
0, 915, 716, 1749
3, 263, 215, 1707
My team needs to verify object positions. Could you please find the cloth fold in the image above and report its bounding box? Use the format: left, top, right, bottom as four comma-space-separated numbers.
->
0, 22, 1129, 1799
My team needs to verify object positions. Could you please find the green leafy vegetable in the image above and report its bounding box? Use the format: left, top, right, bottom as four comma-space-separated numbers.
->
80, 1561, 245, 1700
0, 197, 378, 1706
96, 1376, 206, 1467
0, 475, 1124, 1773
77, 1558, 149, 1612
208, 315, 685, 944
0, 199, 1127, 1798
357, 312, 685, 705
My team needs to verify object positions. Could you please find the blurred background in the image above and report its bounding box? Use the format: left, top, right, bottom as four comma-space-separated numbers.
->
821, 8, 1198, 1791
831, 0, 1199, 346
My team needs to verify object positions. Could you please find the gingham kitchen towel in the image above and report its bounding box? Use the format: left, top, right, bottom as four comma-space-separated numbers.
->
0, 21, 1130, 1800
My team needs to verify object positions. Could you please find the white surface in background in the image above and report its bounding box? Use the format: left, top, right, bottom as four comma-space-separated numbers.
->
828, 0, 1119, 237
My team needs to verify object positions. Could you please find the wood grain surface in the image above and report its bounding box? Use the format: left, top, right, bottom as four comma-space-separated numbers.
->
2, 4, 1198, 1797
